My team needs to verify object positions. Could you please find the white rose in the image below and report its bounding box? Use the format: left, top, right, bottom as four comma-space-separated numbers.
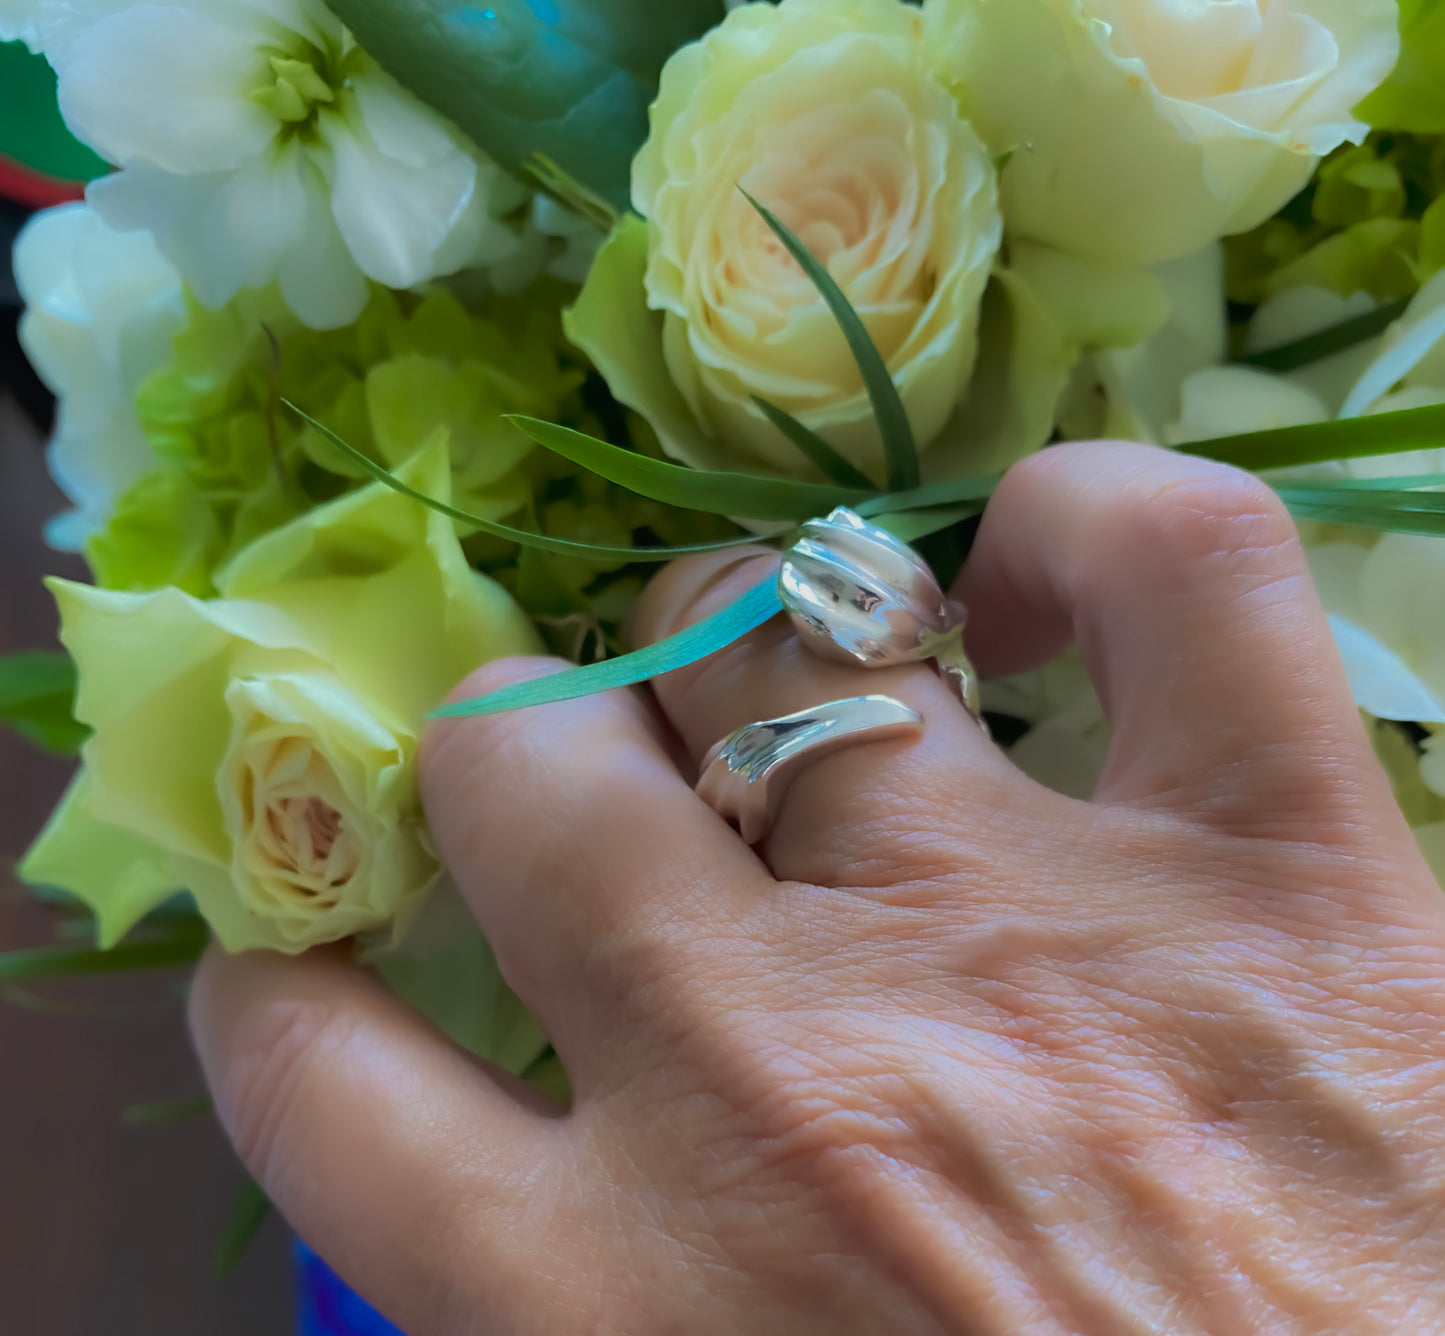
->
15, 203, 186, 551
924, 0, 1401, 266
571, 0, 1002, 479
29, 0, 529, 329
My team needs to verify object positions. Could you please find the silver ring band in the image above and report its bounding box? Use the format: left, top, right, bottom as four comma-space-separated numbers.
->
779, 507, 984, 720
694, 508, 983, 844
696, 695, 923, 844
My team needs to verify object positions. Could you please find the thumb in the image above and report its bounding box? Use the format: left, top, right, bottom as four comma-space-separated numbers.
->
189, 944, 564, 1331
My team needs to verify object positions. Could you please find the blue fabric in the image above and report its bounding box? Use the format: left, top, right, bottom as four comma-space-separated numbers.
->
294, 1239, 406, 1336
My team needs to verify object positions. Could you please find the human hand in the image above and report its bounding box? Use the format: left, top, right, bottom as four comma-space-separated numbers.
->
190, 443, 1445, 1334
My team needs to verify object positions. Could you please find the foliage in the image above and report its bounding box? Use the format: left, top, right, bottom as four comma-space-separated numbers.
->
319, 0, 726, 211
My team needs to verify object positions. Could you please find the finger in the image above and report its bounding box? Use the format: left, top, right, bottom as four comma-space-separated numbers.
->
632, 551, 1043, 890
421, 658, 767, 1065
955, 441, 1382, 824
189, 945, 562, 1333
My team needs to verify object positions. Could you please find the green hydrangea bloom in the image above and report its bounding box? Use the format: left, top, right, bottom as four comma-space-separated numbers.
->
1227, 132, 1445, 306
90, 282, 584, 596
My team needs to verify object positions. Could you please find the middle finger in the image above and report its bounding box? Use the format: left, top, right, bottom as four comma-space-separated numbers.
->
632, 551, 1045, 890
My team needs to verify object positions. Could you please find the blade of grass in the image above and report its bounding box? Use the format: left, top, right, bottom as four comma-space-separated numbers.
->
122, 1095, 213, 1127
212, 1179, 272, 1278
749, 397, 879, 491
1236, 298, 1410, 373
856, 473, 1003, 517
1188, 401, 1445, 472
872, 505, 983, 543
743, 190, 920, 492
433, 577, 783, 719
507, 414, 873, 519
286, 404, 762, 562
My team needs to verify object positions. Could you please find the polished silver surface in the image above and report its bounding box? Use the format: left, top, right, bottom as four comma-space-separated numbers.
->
696, 695, 923, 844
778, 507, 983, 718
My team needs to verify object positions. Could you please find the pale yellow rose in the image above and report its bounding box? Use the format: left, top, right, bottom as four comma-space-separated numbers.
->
570, 0, 1002, 479
22, 444, 541, 953
925, 0, 1400, 266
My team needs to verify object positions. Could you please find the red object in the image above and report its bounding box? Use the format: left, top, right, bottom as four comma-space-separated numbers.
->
0, 152, 86, 209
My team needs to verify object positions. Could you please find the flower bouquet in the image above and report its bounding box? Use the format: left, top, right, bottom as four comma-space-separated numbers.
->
4, 0, 1445, 1328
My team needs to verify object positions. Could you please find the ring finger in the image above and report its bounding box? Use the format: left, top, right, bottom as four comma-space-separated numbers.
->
631, 548, 1042, 891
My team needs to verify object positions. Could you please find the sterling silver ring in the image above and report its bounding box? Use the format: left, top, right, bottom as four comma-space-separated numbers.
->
778, 507, 984, 721
694, 510, 984, 844
696, 695, 923, 844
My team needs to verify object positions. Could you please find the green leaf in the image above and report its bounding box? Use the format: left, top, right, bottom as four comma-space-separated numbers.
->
284, 404, 759, 562
0, 42, 110, 184
507, 415, 874, 520
122, 1096, 214, 1127
318, 0, 725, 212
742, 191, 921, 492
432, 576, 783, 718
1356, 0, 1445, 133
1187, 401, 1445, 472
749, 397, 879, 491
212, 1179, 272, 1279
1235, 298, 1412, 373
0, 650, 89, 755
0, 931, 207, 981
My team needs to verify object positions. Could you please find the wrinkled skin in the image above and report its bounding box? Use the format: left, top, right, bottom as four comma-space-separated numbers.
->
191, 443, 1445, 1334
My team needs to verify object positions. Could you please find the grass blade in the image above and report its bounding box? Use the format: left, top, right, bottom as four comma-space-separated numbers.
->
872, 505, 983, 543
749, 397, 879, 491
433, 578, 783, 719
122, 1095, 213, 1127
1236, 298, 1410, 373
743, 190, 920, 493
507, 414, 873, 520
212, 1178, 272, 1278
1189, 401, 1445, 472
286, 404, 761, 562
857, 473, 1003, 517
0, 932, 207, 981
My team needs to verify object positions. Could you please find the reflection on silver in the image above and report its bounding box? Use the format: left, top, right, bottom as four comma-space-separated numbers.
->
779, 507, 983, 720
696, 695, 923, 844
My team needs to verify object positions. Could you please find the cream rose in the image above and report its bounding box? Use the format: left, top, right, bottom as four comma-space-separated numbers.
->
568, 0, 1002, 479
22, 444, 540, 953
925, 0, 1401, 267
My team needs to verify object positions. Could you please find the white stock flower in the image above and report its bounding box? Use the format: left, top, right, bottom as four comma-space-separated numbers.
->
30, 0, 528, 328
1163, 273, 1445, 730
1, 0, 38, 46
925, 0, 1401, 266
15, 203, 185, 551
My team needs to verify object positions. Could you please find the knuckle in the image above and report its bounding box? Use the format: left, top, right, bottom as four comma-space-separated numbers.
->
639, 548, 779, 643
1092, 464, 1304, 608
1117, 466, 1295, 563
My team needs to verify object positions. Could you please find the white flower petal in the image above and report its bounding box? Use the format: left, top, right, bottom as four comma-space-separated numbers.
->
321, 104, 478, 289
275, 171, 371, 329
1165, 364, 1327, 445
1341, 303, 1445, 420
350, 72, 459, 169
56, 4, 275, 173
1327, 615, 1445, 725
14, 204, 185, 546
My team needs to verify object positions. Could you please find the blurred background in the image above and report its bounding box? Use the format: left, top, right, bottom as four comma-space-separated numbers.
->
1, 39, 293, 1333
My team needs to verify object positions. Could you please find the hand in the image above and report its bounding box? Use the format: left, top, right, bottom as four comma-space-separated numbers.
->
189, 443, 1445, 1334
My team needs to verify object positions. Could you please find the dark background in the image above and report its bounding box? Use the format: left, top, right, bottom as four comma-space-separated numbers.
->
1, 240, 293, 1333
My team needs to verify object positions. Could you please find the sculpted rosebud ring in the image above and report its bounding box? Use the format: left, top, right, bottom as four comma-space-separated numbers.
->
695, 508, 986, 843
